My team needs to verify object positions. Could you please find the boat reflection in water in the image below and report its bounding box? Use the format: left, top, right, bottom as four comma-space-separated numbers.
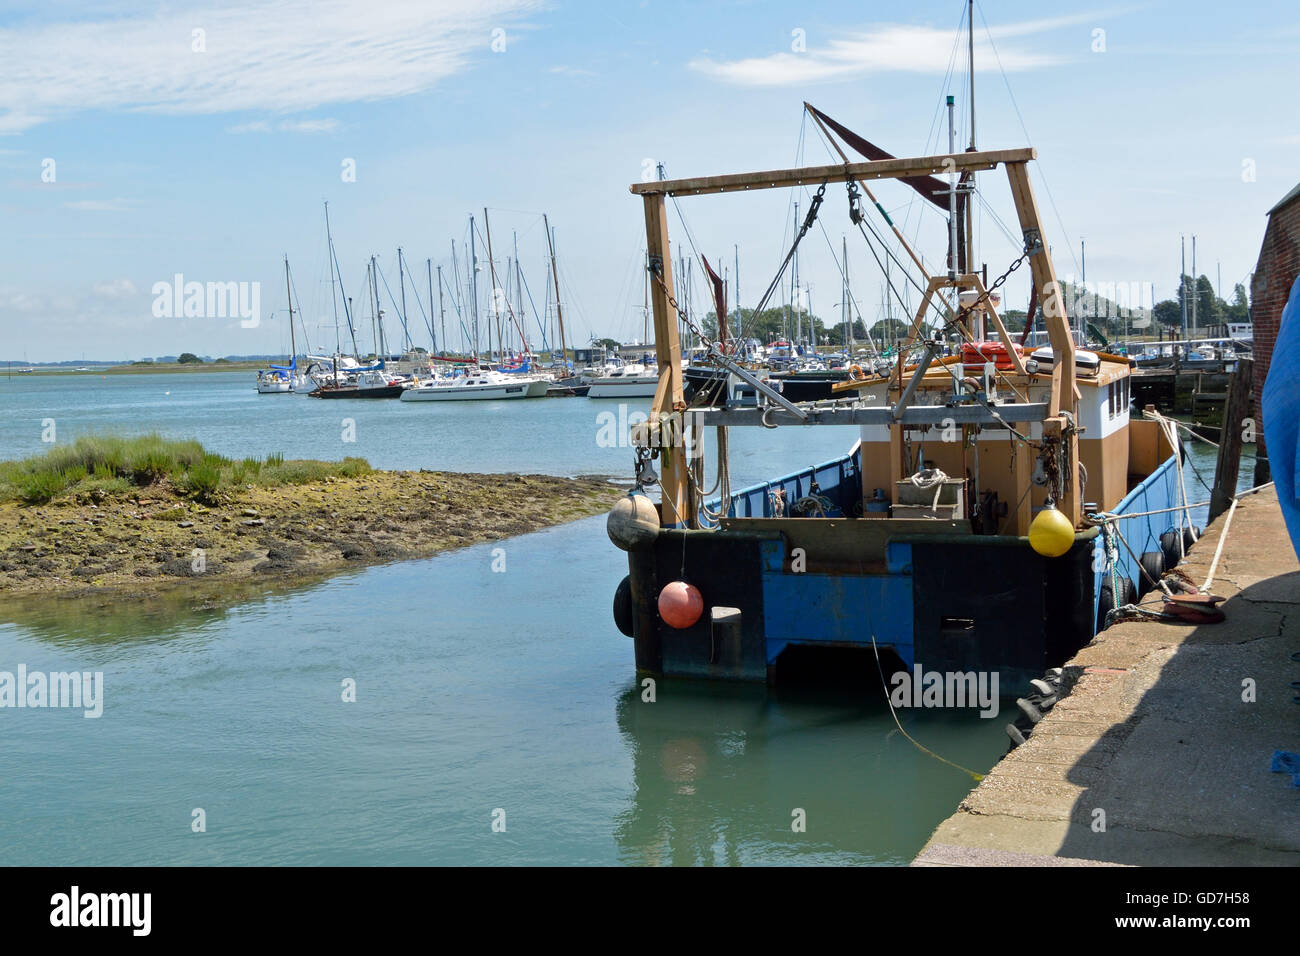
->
611, 677, 1004, 866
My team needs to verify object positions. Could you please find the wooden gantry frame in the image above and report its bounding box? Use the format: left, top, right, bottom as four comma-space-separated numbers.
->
629, 148, 1080, 532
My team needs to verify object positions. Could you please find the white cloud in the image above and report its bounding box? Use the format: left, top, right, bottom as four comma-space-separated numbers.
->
690, 14, 1100, 87
549, 65, 596, 77
226, 120, 273, 134
277, 118, 339, 133
227, 118, 339, 134
64, 198, 132, 211
0, 0, 542, 134
0, 111, 45, 134
93, 278, 138, 298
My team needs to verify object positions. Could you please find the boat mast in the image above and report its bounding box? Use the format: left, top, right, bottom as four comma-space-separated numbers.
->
1191, 234, 1198, 338
325, 201, 360, 361
369, 255, 385, 361
513, 230, 525, 357
966, 0, 978, 317
842, 235, 850, 353
484, 208, 503, 363
469, 216, 480, 360
785, 200, 795, 353
734, 243, 741, 346
449, 240, 462, 354
430, 259, 441, 355
283, 254, 296, 364
544, 214, 569, 373
968, 0, 976, 153
1181, 235, 1188, 340
398, 247, 410, 352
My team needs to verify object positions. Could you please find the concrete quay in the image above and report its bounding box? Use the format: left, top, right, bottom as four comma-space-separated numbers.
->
916, 486, 1300, 866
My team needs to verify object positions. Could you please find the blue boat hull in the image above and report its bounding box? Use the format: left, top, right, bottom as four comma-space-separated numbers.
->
625, 445, 1186, 689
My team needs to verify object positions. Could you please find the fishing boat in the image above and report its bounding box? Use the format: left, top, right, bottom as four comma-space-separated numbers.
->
604, 95, 1198, 691
399, 366, 546, 401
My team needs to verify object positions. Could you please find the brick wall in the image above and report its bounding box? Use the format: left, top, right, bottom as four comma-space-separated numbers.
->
1250, 194, 1300, 479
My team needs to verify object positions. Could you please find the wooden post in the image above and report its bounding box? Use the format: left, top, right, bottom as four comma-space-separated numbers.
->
642, 193, 694, 529
1013, 426, 1033, 534
1209, 358, 1252, 523
1004, 160, 1079, 527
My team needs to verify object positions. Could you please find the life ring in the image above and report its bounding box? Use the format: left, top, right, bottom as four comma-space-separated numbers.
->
849, 364, 866, 381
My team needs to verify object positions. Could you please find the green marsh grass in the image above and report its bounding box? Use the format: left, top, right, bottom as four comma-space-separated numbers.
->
0, 435, 372, 505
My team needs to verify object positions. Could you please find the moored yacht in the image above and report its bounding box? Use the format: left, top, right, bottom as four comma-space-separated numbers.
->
400, 367, 547, 401
585, 361, 661, 399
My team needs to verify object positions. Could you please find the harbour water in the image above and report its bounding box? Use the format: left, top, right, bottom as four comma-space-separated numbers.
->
0, 371, 1233, 865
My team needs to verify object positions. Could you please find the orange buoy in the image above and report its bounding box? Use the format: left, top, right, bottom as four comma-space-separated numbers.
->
658, 581, 703, 629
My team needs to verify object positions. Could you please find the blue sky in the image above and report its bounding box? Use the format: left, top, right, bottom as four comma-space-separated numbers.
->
1, 0, 1296, 361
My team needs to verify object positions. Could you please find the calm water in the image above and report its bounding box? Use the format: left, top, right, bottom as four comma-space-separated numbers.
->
0, 370, 1225, 865
0, 369, 850, 485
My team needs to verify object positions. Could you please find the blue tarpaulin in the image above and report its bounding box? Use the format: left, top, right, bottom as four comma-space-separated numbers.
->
1262, 274, 1300, 562
1271, 750, 1300, 788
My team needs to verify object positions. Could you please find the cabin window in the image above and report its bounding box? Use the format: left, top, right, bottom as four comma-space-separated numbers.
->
1122, 375, 1129, 412
1108, 382, 1116, 420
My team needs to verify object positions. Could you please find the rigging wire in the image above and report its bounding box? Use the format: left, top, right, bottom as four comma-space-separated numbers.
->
976, 1, 1083, 285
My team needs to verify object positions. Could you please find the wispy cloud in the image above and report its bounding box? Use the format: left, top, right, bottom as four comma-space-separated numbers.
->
276, 118, 339, 133
226, 118, 339, 134
690, 13, 1101, 87
64, 198, 132, 212
0, 0, 542, 134
549, 65, 596, 77
93, 278, 138, 298
226, 120, 273, 134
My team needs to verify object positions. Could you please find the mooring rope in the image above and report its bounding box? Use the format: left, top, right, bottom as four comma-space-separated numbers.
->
866, 630, 985, 783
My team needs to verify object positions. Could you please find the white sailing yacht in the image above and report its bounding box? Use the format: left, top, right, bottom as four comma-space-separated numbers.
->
400, 366, 548, 401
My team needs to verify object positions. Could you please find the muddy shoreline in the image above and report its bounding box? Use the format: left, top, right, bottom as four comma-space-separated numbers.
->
0, 470, 625, 601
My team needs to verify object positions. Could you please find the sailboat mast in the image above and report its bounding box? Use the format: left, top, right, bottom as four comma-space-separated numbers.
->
283, 254, 296, 362
734, 244, 740, 344
544, 214, 569, 374
369, 255, 383, 361
483, 208, 503, 363
792, 200, 801, 351
469, 217, 480, 359
513, 230, 526, 358
841, 236, 849, 352
398, 248, 409, 352
429, 259, 440, 354
324, 202, 340, 354
449, 240, 462, 353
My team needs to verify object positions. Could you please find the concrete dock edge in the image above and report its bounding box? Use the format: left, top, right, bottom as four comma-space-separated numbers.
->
915, 486, 1300, 866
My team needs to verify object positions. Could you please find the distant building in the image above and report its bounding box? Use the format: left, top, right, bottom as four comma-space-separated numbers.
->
1250, 182, 1300, 483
